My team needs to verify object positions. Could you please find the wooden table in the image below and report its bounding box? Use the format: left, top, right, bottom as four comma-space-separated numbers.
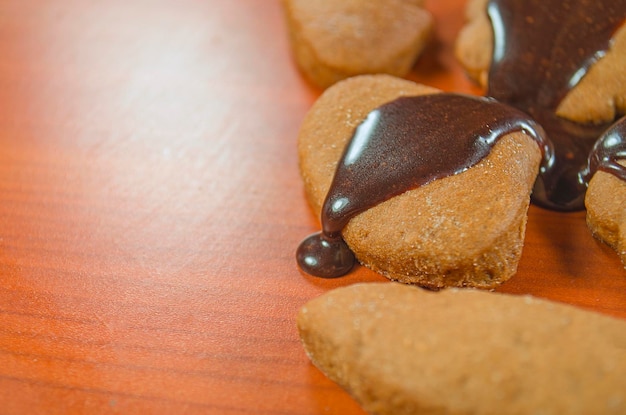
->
1, 1, 624, 413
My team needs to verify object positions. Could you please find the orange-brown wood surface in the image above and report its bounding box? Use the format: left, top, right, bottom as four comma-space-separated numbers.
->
1, 1, 624, 414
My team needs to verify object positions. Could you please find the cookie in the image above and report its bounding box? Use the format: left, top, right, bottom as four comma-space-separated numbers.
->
454, 0, 492, 87
297, 282, 626, 415
455, 0, 626, 211
280, 0, 433, 89
296, 74, 544, 288
584, 117, 626, 268
455, 0, 626, 125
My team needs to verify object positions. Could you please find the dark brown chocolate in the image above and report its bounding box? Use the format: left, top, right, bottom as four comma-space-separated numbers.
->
486, 0, 626, 210
582, 116, 626, 183
297, 1, 626, 278
297, 94, 547, 278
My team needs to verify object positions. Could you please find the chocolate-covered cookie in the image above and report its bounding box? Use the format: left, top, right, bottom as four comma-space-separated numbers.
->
296, 75, 544, 288
281, 0, 433, 89
455, 0, 626, 211
585, 117, 626, 268
456, 0, 626, 125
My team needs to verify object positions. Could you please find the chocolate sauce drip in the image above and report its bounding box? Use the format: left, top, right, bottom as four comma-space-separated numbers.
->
486, 0, 626, 210
582, 116, 626, 183
297, 94, 547, 278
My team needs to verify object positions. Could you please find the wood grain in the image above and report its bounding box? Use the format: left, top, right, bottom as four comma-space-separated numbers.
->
0, 0, 624, 414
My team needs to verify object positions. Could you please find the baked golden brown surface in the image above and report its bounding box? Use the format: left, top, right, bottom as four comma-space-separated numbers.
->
298, 282, 626, 415
281, 0, 433, 89
586, 161, 626, 268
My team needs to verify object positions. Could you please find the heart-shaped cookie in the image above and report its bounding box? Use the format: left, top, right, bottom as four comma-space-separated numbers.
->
281, 0, 433, 89
297, 74, 543, 289
298, 282, 626, 414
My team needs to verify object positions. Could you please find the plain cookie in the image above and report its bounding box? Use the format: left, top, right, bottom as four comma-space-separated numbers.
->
298, 282, 626, 415
281, 0, 433, 89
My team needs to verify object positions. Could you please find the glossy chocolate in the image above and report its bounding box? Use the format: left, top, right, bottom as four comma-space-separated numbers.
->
297, 94, 547, 278
297, 1, 626, 278
487, 0, 626, 210
582, 116, 626, 183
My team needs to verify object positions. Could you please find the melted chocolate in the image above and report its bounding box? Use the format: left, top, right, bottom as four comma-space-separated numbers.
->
297, 1, 626, 278
582, 116, 626, 183
297, 94, 547, 278
487, 0, 626, 210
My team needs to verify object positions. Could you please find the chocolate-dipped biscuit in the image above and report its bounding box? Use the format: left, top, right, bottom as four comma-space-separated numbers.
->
297, 282, 626, 415
456, 0, 626, 125
280, 0, 433, 89
296, 74, 544, 288
455, 0, 626, 211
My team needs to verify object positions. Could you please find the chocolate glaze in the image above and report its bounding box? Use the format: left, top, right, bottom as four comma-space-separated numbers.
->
297, 1, 626, 278
486, 0, 626, 210
297, 94, 548, 278
582, 116, 626, 183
